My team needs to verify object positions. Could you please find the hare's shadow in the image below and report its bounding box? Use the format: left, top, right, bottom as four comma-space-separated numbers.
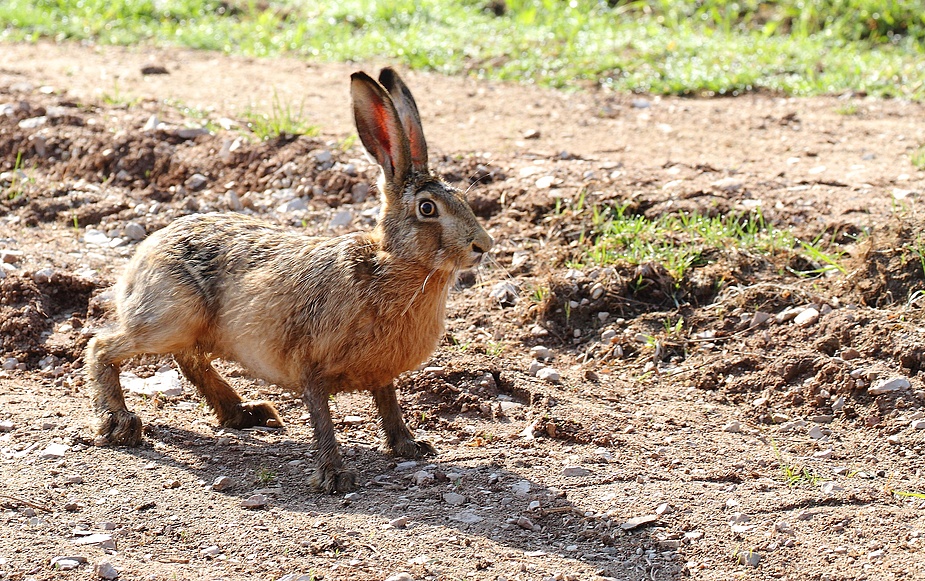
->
113, 421, 674, 579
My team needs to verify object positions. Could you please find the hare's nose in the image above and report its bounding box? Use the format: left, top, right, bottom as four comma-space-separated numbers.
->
472, 241, 489, 255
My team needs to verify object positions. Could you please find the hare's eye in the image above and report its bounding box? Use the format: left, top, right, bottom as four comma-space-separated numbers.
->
418, 199, 438, 217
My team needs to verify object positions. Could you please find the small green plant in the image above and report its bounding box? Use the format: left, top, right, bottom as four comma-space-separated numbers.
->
835, 103, 858, 116
255, 467, 277, 484
911, 146, 925, 171
244, 92, 318, 140
101, 80, 140, 107
486, 341, 505, 356
663, 316, 684, 336
6, 151, 27, 200
530, 285, 549, 303
781, 464, 822, 487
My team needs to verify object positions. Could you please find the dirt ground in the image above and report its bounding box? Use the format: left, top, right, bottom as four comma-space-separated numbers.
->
2, 41, 925, 581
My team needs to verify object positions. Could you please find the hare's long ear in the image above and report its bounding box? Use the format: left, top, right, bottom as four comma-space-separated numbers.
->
378, 67, 428, 172
351, 71, 412, 191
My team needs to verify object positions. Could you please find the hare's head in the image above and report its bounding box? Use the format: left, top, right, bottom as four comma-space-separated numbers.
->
352, 68, 492, 274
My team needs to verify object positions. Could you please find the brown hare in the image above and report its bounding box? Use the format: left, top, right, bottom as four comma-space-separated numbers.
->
84, 68, 493, 493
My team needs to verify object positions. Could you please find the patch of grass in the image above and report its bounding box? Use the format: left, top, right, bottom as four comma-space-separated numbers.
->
911, 147, 925, 170
2, 1, 925, 99
5, 151, 27, 200
781, 464, 823, 487
583, 204, 843, 282
101, 80, 141, 108
255, 467, 277, 485
243, 92, 318, 140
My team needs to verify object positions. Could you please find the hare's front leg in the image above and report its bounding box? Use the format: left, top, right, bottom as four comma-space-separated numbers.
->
85, 333, 143, 446
302, 383, 357, 493
373, 383, 436, 458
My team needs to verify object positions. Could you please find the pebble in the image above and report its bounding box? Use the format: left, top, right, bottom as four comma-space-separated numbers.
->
313, 150, 333, 164
33, 268, 54, 284
73, 533, 113, 547
412, 470, 434, 486
0, 249, 23, 264
490, 281, 520, 306
868, 549, 885, 560
632, 99, 651, 109
536, 368, 560, 383
794, 307, 820, 327
64, 475, 84, 484
821, 481, 844, 495
212, 476, 234, 491
388, 516, 408, 529
329, 210, 353, 228
443, 492, 466, 506
737, 550, 761, 567
808, 425, 827, 440
511, 480, 532, 495
0, 420, 14, 432
516, 516, 534, 530
912, 420, 925, 430
590, 283, 605, 300
51, 556, 86, 570
185, 173, 208, 191
600, 329, 617, 343
535, 175, 555, 189
278, 198, 308, 213
562, 466, 591, 477
723, 421, 742, 433
395, 461, 418, 471
40, 443, 68, 458
711, 177, 744, 192
122, 222, 146, 241
840, 347, 861, 360
450, 511, 484, 524
94, 561, 119, 579
621, 514, 659, 530
775, 520, 793, 534
531, 345, 552, 359
869, 377, 911, 395
278, 575, 316, 581
383, 574, 414, 581
122, 369, 183, 397
240, 494, 268, 509
528, 500, 541, 510
201, 545, 221, 557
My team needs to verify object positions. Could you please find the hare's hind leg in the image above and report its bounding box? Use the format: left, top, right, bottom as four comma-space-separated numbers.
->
373, 383, 436, 458
173, 349, 281, 429
85, 331, 144, 445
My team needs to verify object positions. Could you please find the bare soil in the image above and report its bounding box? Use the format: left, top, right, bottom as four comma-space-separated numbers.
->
1, 41, 925, 581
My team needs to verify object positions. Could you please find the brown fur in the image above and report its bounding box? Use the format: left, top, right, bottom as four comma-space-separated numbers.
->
84, 68, 493, 493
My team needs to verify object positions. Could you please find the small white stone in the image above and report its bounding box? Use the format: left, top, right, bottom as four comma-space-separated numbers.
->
33, 267, 54, 284
869, 377, 911, 395
412, 470, 434, 486
240, 494, 268, 509
516, 516, 534, 530
387, 516, 409, 529
723, 421, 742, 433
562, 466, 591, 477
40, 443, 68, 458
122, 222, 146, 241
821, 481, 844, 495
313, 150, 333, 164
600, 329, 617, 343
530, 345, 552, 360
535, 175, 555, 189
212, 476, 234, 491
511, 480, 531, 495
808, 425, 827, 440
912, 420, 925, 430
0, 420, 14, 432
737, 550, 761, 567
383, 574, 414, 581
443, 492, 466, 506
536, 367, 560, 382
794, 307, 820, 327
395, 461, 418, 471
590, 283, 605, 300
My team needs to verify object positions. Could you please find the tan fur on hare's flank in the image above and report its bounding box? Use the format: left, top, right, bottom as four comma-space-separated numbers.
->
84, 67, 493, 493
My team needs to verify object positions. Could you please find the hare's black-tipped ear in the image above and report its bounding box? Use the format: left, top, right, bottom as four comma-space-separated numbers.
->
378, 67, 428, 172
351, 71, 412, 189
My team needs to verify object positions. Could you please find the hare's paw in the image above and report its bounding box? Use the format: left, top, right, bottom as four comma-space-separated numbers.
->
96, 410, 142, 446
389, 437, 437, 459
221, 401, 282, 429
309, 464, 358, 494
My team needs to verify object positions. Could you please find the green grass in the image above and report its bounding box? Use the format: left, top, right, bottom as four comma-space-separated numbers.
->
911, 146, 925, 170
580, 203, 843, 282
1, 1, 925, 99
243, 91, 318, 140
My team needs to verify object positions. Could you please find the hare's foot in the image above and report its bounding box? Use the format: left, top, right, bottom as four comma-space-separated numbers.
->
96, 410, 142, 446
220, 401, 282, 429
388, 437, 437, 459
309, 463, 358, 494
